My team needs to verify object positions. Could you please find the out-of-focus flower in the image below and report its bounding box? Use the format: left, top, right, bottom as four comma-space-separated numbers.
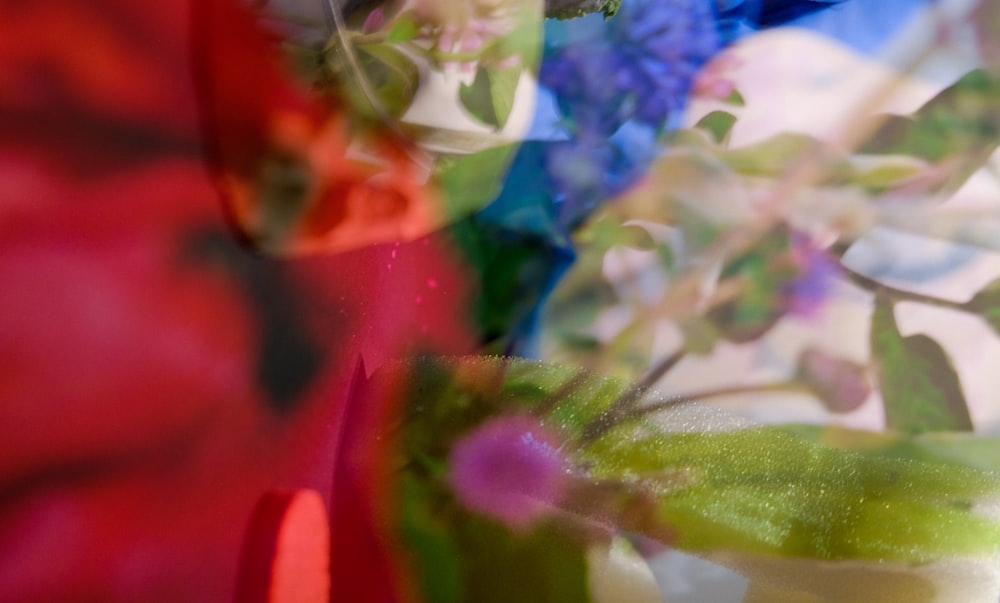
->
797, 346, 872, 413
363, 7, 387, 33
403, 0, 532, 71
545, 136, 649, 225
541, 0, 720, 135
195, 0, 440, 257
470, 0, 855, 355
0, 0, 475, 600
782, 234, 842, 317
449, 416, 568, 527
468, 0, 720, 355
692, 52, 742, 100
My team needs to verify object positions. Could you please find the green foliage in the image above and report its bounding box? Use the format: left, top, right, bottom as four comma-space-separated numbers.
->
337, 42, 420, 119
695, 110, 738, 144
381, 355, 1000, 599
706, 224, 794, 343
446, 218, 570, 346
385, 12, 421, 43
669, 128, 931, 195
870, 294, 973, 434
401, 475, 465, 603
455, 521, 592, 603
541, 215, 661, 378
860, 69, 1000, 193
780, 424, 1000, 474
460, 67, 523, 130
721, 133, 847, 177
965, 277, 1000, 337
472, 9, 542, 68
435, 144, 519, 221
388, 358, 597, 603
587, 425, 1000, 561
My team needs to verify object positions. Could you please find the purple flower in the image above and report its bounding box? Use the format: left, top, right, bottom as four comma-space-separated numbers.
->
448, 415, 568, 528
540, 0, 720, 135
782, 234, 841, 317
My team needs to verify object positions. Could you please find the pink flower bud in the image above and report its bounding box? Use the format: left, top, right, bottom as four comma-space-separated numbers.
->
798, 347, 872, 413
448, 416, 568, 528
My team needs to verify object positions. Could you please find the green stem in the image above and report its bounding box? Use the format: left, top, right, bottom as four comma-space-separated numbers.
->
625, 381, 807, 422
841, 265, 968, 312
634, 348, 687, 393
534, 368, 592, 417
580, 349, 687, 444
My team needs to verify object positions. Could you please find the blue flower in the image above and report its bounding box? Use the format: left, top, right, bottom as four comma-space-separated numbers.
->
541, 0, 721, 136
465, 0, 855, 356
782, 233, 842, 318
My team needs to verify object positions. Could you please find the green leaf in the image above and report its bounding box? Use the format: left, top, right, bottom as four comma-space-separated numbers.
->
782, 424, 1000, 474
860, 69, 1000, 192
487, 67, 521, 131
435, 144, 518, 221
705, 223, 794, 343
677, 317, 719, 355
862, 69, 1000, 161
459, 67, 523, 130
400, 475, 464, 603
386, 357, 1000, 572
385, 12, 420, 43
456, 522, 593, 603
695, 110, 738, 144
387, 359, 597, 603
965, 276, 1000, 336
479, 11, 542, 68
352, 42, 420, 118
724, 88, 745, 107
585, 423, 1000, 562
720, 133, 848, 178
846, 154, 930, 191
613, 150, 748, 231
870, 294, 973, 434
446, 218, 569, 345
702, 128, 934, 193
460, 67, 499, 128
655, 241, 675, 272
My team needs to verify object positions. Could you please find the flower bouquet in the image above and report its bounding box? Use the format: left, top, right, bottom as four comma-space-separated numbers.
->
3, 0, 1000, 601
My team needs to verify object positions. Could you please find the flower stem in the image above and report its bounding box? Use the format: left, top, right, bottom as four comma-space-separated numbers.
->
625, 381, 808, 421
840, 265, 968, 312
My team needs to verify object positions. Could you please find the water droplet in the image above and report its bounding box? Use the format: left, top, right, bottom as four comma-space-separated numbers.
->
426, 278, 438, 289
415, 295, 422, 305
